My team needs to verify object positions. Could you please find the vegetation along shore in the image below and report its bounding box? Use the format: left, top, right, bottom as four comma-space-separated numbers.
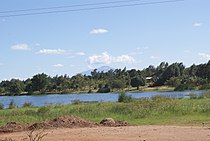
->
1, 61, 210, 96
1, 92, 210, 127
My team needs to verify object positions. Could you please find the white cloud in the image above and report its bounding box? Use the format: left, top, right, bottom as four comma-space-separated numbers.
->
11, 44, 31, 51
193, 22, 202, 27
52, 64, 64, 68
87, 65, 94, 69
88, 52, 135, 65
88, 52, 111, 64
198, 53, 210, 60
90, 28, 108, 34
75, 52, 85, 56
38, 49, 86, 57
38, 49, 66, 55
115, 55, 135, 63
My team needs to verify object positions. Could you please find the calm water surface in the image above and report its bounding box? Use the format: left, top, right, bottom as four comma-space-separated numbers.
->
0, 91, 203, 108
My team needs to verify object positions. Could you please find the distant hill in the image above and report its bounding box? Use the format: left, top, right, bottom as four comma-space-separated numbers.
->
80, 66, 114, 76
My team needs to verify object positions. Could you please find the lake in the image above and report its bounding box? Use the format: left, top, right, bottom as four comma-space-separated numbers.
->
0, 91, 203, 108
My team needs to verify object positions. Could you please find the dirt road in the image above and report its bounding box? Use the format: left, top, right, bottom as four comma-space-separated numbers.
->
1, 126, 210, 141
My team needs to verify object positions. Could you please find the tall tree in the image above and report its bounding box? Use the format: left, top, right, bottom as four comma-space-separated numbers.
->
31, 73, 49, 93
155, 63, 184, 86
6, 79, 25, 95
130, 76, 145, 90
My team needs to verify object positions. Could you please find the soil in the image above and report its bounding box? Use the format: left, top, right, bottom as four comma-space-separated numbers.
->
1, 126, 210, 141
0, 116, 210, 141
0, 116, 128, 133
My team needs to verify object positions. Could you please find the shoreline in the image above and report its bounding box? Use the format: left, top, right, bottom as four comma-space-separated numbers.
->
0, 86, 175, 96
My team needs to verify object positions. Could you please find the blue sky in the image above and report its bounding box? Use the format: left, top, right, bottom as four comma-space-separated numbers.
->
0, 0, 209, 81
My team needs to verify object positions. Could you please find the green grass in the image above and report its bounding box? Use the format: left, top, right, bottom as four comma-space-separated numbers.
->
1, 96, 210, 126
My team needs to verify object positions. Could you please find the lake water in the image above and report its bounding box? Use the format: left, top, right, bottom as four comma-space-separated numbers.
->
0, 91, 203, 108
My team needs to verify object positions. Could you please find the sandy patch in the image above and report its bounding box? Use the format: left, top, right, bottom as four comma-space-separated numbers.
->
1, 126, 210, 141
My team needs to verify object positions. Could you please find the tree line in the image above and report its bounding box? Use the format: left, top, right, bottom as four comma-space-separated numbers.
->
1, 61, 210, 95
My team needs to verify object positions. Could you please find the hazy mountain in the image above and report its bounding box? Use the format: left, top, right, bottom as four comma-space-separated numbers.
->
80, 66, 114, 76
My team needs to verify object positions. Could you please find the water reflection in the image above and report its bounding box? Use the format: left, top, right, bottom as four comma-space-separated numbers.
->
0, 91, 204, 108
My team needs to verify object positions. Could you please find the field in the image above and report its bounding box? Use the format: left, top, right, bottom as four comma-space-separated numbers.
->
1, 95, 210, 140
1, 95, 210, 127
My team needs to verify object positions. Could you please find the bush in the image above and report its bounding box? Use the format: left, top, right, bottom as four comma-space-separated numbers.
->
187, 92, 210, 99
201, 91, 210, 98
72, 99, 81, 105
199, 84, 210, 90
188, 93, 198, 99
118, 93, 132, 103
25, 110, 37, 115
26, 128, 48, 141
0, 103, 4, 109
174, 84, 195, 91
8, 100, 16, 109
37, 106, 50, 114
88, 89, 93, 93
22, 101, 33, 107
97, 87, 111, 93
151, 95, 170, 102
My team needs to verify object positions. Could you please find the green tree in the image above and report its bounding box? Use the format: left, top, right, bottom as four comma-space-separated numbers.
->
155, 63, 184, 86
165, 77, 181, 87
51, 75, 71, 91
24, 78, 33, 94
70, 74, 86, 90
31, 73, 49, 93
111, 79, 126, 90
130, 76, 145, 90
141, 65, 156, 77
6, 79, 25, 95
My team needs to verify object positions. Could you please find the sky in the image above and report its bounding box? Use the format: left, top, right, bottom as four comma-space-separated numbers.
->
0, 0, 209, 81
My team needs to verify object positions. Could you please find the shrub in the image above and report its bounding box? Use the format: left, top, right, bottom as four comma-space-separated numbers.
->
61, 89, 72, 94
97, 87, 111, 93
72, 99, 81, 105
199, 84, 210, 90
25, 110, 37, 115
8, 100, 16, 109
22, 101, 33, 107
201, 91, 210, 98
118, 93, 132, 103
88, 89, 93, 93
37, 107, 50, 114
188, 93, 198, 99
151, 95, 170, 101
174, 84, 195, 91
0, 103, 4, 109
26, 128, 48, 141
188, 91, 210, 99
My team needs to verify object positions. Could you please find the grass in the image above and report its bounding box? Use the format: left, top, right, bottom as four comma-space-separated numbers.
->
118, 93, 132, 103
1, 95, 210, 126
124, 86, 175, 92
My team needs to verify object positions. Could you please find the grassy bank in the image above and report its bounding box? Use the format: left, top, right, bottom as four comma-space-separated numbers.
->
1, 95, 210, 126
0, 86, 175, 96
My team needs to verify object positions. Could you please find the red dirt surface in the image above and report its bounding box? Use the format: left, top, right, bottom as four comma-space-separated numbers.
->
1, 116, 210, 141
0, 116, 127, 133
1, 126, 210, 141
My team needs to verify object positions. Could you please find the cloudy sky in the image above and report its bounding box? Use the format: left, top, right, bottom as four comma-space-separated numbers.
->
0, 0, 209, 80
